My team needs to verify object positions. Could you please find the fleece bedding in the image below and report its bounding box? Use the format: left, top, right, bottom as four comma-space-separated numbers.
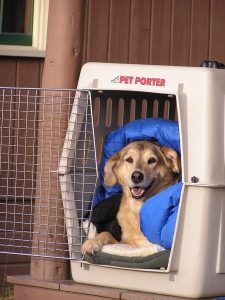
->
93, 118, 183, 249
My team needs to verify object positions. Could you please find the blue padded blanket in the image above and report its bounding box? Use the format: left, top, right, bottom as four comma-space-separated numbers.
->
93, 118, 183, 249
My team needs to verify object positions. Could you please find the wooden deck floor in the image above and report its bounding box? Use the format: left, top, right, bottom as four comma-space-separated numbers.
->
7, 275, 214, 300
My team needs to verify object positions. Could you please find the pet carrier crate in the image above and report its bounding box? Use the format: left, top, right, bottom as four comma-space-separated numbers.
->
63, 62, 225, 298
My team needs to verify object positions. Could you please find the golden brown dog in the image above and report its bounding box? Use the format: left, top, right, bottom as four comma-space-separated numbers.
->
81, 141, 181, 255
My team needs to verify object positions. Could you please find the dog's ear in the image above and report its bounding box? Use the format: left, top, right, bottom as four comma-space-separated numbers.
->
104, 153, 120, 186
160, 146, 181, 174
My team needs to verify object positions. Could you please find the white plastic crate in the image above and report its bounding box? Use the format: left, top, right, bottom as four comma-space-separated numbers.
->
65, 63, 225, 298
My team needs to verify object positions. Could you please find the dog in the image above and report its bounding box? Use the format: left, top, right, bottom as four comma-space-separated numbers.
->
81, 141, 181, 255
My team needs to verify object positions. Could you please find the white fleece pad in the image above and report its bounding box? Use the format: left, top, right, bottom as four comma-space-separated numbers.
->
101, 243, 164, 257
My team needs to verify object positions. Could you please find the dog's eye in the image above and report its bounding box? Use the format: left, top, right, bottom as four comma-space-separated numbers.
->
125, 157, 133, 163
148, 157, 157, 164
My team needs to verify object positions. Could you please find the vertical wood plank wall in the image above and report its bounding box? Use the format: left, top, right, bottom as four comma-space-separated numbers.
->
0, 0, 225, 287
0, 58, 43, 88
0, 58, 44, 288
84, 0, 225, 66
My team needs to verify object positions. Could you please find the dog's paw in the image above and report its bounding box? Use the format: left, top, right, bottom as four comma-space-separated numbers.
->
81, 238, 104, 255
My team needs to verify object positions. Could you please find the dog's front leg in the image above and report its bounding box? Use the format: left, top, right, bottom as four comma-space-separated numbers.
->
122, 229, 150, 247
121, 228, 158, 253
81, 231, 118, 255
134, 233, 154, 247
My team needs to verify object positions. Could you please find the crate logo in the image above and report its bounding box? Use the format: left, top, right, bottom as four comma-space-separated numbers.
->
111, 75, 166, 86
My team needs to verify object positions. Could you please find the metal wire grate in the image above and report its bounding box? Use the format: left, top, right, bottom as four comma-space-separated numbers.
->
0, 88, 97, 260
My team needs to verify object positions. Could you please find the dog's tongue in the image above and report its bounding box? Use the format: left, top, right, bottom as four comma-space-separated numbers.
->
131, 187, 145, 198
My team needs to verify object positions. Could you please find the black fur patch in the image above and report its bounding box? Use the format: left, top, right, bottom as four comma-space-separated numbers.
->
91, 194, 122, 242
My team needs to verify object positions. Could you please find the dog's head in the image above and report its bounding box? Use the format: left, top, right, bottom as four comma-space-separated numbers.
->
104, 141, 181, 201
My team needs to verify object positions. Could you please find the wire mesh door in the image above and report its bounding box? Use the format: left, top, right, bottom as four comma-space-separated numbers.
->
0, 87, 97, 260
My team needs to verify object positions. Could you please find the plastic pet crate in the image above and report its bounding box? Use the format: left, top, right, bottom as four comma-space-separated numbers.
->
63, 62, 225, 298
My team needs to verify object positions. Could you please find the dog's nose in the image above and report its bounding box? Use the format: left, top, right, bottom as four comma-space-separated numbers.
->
131, 171, 144, 184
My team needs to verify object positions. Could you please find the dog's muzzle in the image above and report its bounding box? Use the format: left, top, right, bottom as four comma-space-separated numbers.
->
129, 182, 155, 199
130, 186, 147, 199
130, 171, 155, 199
131, 171, 144, 184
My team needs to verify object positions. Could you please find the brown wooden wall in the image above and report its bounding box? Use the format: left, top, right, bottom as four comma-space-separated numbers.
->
82, 0, 225, 66
0, 58, 44, 88
0, 57, 44, 290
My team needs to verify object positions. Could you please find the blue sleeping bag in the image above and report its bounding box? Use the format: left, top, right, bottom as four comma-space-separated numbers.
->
93, 118, 183, 249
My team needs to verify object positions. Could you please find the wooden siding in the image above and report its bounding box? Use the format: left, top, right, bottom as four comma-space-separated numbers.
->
0, 57, 44, 288
0, 57, 43, 87
83, 0, 225, 66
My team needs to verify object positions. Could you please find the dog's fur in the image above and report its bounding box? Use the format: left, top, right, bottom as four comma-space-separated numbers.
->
81, 141, 181, 255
